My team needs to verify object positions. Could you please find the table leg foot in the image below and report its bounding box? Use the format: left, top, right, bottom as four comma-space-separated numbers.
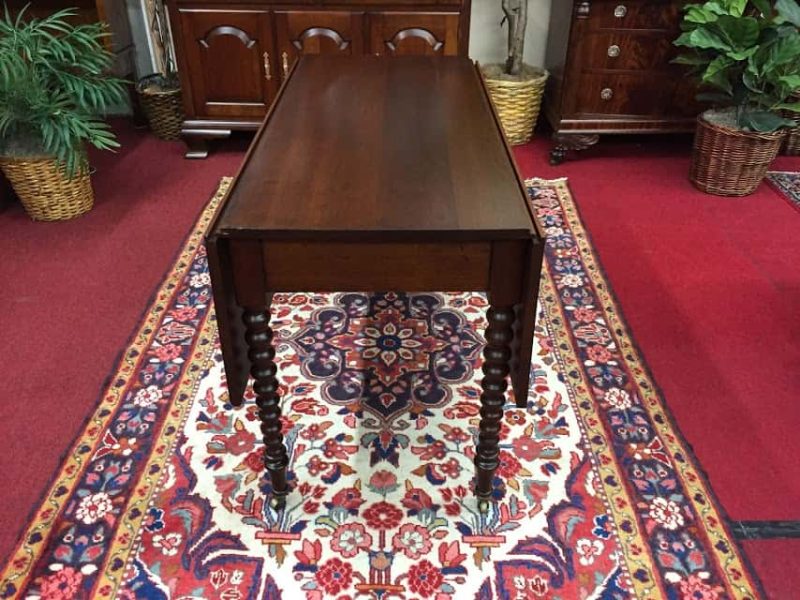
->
475, 305, 514, 502
269, 494, 287, 511
477, 498, 491, 514
243, 308, 290, 503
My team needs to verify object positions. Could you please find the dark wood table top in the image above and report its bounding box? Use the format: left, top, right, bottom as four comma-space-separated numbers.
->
217, 56, 537, 242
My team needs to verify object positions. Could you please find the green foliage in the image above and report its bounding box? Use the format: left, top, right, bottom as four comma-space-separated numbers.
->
0, 5, 127, 176
674, 0, 800, 132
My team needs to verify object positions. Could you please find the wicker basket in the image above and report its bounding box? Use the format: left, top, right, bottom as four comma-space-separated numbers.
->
482, 65, 548, 145
786, 127, 800, 155
690, 114, 785, 196
782, 93, 800, 156
0, 156, 94, 221
136, 74, 183, 141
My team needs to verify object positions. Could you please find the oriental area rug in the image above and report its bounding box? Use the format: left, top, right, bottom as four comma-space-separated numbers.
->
767, 171, 800, 212
0, 179, 761, 600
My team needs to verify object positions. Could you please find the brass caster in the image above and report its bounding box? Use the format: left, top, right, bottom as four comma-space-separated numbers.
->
549, 147, 567, 166
269, 495, 287, 511
478, 499, 491, 514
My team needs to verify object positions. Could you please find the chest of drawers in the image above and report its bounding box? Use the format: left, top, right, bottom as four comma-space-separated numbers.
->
543, 0, 701, 163
166, 0, 471, 157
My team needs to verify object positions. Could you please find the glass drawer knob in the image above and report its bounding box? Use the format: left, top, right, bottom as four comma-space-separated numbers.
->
614, 5, 627, 17
601, 88, 614, 100
608, 44, 620, 57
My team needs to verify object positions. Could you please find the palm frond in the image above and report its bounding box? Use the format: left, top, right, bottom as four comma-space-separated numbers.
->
0, 4, 125, 177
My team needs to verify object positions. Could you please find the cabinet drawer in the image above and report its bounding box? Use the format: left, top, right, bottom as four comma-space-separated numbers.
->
329, 0, 460, 5
585, 1, 681, 30
568, 72, 672, 116
670, 77, 705, 117
579, 31, 677, 71
369, 12, 459, 56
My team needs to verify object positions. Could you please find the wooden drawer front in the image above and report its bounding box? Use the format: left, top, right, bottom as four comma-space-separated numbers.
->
670, 77, 705, 117
261, 241, 491, 291
568, 73, 672, 116
579, 31, 677, 71
175, 0, 311, 5
176, 8, 277, 118
276, 12, 364, 78
329, 0, 461, 5
369, 13, 459, 56
584, 1, 680, 31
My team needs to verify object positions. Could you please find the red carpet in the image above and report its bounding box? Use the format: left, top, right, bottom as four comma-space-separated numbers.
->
0, 125, 246, 560
740, 540, 800, 599
514, 140, 800, 521
1, 122, 799, 591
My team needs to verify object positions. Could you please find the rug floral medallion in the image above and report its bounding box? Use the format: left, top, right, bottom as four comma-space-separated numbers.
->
0, 179, 760, 600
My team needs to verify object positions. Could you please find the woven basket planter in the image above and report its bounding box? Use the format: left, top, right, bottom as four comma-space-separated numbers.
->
136, 74, 183, 141
782, 93, 800, 156
786, 127, 800, 155
690, 113, 785, 197
0, 156, 94, 221
481, 65, 548, 145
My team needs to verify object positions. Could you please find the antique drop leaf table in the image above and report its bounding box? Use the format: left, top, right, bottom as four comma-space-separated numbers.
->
206, 56, 544, 512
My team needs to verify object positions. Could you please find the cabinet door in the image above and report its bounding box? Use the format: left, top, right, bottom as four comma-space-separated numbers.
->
275, 11, 364, 80
175, 9, 278, 119
369, 13, 459, 56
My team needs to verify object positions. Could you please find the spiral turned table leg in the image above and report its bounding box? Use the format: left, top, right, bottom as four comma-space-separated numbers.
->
475, 305, 514, 513
242, 308, 289, 510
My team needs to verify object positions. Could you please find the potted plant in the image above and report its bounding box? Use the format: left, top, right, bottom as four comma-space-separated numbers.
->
0, 6, 125, 221
480, 0, 548, 145
136, 0, 183, 141
674, 0, 800, 196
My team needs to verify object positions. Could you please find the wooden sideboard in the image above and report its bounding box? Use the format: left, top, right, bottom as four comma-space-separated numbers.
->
544, 0, 702, 163
166, 0, 471, 157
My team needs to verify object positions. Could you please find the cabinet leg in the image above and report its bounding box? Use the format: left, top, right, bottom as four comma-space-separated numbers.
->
550, 133, 601, 165
549, 145, 568, 166
183, 134, 209, 160
242, 307, 289, 510
475, 305, 514, 512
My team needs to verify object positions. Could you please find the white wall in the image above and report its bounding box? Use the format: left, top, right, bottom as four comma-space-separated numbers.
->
126, 0, 158, 77
468, 0, 551, 67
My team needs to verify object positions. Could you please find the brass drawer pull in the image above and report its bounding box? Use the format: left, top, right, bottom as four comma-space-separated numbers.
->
614, 4, 627, 18
263, 52, 271, 80
601, 88, 614, 101
282, 51, 289, 78
607, 44, 620, 58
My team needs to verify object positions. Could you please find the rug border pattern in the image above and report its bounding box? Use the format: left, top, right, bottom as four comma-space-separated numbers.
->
766, 170, 800, 213
0, 179, 232, 595
529, 177, 758, 599
90, 180, 232, 596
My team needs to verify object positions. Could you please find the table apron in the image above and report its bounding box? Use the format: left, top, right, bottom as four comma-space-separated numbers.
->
234, 240, 501, 293
218, 236, 542, 407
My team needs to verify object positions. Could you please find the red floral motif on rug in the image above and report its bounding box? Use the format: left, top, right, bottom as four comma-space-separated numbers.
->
0, 179, 761, 600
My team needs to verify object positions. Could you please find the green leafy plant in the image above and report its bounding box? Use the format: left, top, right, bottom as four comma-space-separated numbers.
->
674, 0, 800, 132
0, 5, 127, 176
